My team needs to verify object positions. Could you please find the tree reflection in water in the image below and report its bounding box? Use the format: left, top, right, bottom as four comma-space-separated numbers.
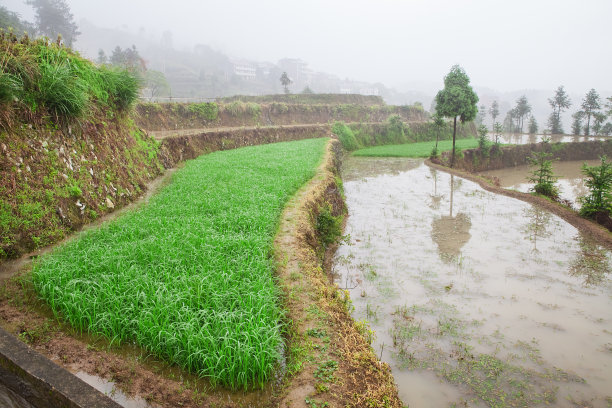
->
521, 205, 552, 253
431, 174, 472, 263
569, 236, 611, 286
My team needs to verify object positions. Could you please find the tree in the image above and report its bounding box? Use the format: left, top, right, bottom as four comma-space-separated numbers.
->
593, 112, 606, 135
493, 122, 503, 144
547, 85, 571, 134
96, 49, 107, 65
571, 111, 584, 135
280, 72, 292, 94
601, 123, 612, 136
477, 124, 490, 156
109, 45, 145, 72
528, 115, 538, 134
301, 85, 314, 94
513, 95, 532, 133
431, 113, 446, 157
489, 101, 499, 129
581, 88, 601, 136
0, 5, 35, 34
475, 104, 486, 126
144, 70, 171, 99
579, 156, 612, 217
27, 0, 79, 46
527, 151, 558, 198
503, 110, 515, 133
434, 65, 478, 167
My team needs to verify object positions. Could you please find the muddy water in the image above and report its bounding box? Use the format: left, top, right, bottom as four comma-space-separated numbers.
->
495, 133, 608, 145
479, 160, 601, 207
334, 157, 612, 407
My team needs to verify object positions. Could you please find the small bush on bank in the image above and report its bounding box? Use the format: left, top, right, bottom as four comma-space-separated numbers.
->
527, 151, 559, 198
579, 156, 612, 217
187, 102, 219, 121
332, 121, 359, 151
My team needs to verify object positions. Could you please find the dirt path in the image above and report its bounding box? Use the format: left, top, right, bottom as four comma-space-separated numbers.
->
272, 139, 402, 408
426, 159, 612, 249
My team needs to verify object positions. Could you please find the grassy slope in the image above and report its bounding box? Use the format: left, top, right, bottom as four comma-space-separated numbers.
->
353, 138, 480, 157
32, 137, 328, 390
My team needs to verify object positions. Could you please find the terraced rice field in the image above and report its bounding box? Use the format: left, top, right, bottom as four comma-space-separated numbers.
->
32, 137, 328, 390
353, 138, 480, 157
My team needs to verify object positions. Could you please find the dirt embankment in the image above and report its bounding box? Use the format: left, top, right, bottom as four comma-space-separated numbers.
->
0, 114, 163, 261
217, 93, 385, 106
274, 139, 402, 407
443, 140, 612, 172
158, 124, 331, 168
133, 102, 428, 131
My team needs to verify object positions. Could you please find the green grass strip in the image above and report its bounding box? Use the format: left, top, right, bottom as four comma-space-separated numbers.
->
352, 138, 480, 157
32, 137, 328, 390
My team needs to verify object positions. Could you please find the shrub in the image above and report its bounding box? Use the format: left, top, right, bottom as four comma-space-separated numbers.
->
527, 151, 559, 198
187, 102, 219, 121
477, 124, 490, 157
579, 156, 612, 217
104, 68, 140, 110
224, 100, 245, 117
0, 71, 22, 104
245, 102, 261, 119
37, 60, 88, 118
316, 203, 342, 247
332, 121, 359, 151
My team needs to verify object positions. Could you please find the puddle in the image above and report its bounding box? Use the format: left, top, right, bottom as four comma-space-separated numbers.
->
335, 157, 612, 407
479, 160, 601, 207
75, 371, 152, 408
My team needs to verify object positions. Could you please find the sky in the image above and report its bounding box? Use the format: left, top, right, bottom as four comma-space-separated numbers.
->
4, 0, 612, 95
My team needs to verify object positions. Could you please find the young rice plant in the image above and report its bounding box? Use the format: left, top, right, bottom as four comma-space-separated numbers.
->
32, 137, 328, 390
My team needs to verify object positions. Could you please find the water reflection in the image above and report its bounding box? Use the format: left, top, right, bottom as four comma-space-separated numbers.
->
335, 157, 612, 407
427, 168, 442, 210
430, 175, 472, 262
521, 206, 552, 253
569, 237, 612, 286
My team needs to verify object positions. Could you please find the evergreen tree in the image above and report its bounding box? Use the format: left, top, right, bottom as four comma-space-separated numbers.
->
280, 72, 292, 94
513, 95, 531, 133
528, 115, 538, 134
571, 111, 584, 136
0, 5, 35, 34
581, 88, 601, 136
26, 0, 79, 46
488, 100, 499, 130
547, 85, 571, 134
434, 65, 478, 167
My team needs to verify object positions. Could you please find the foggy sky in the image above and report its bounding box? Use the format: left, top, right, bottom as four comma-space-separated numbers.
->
5, 0, 611, 95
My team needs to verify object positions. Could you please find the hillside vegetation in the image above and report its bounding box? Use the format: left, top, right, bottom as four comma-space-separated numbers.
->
0, 34, 162, 259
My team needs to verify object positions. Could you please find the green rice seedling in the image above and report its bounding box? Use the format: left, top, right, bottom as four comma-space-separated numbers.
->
353, 138, 481, 158
32, 138, 328, 390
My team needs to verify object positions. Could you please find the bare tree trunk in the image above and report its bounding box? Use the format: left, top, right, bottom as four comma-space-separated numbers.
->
451, 116, 457, 168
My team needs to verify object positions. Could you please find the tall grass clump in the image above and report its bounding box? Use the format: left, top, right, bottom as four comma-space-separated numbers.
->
0, 33, 141, 124
32, 138, 328, 390
332, 121, 359, 151
187, 102, 219, 121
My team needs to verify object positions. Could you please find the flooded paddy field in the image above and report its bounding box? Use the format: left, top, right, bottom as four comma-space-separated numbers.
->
496, 134, 608, 145
479, 160, 601, 207
334, 157, 612, 407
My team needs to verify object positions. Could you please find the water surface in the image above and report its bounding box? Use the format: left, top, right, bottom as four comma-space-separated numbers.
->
335, 157, 612, 407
